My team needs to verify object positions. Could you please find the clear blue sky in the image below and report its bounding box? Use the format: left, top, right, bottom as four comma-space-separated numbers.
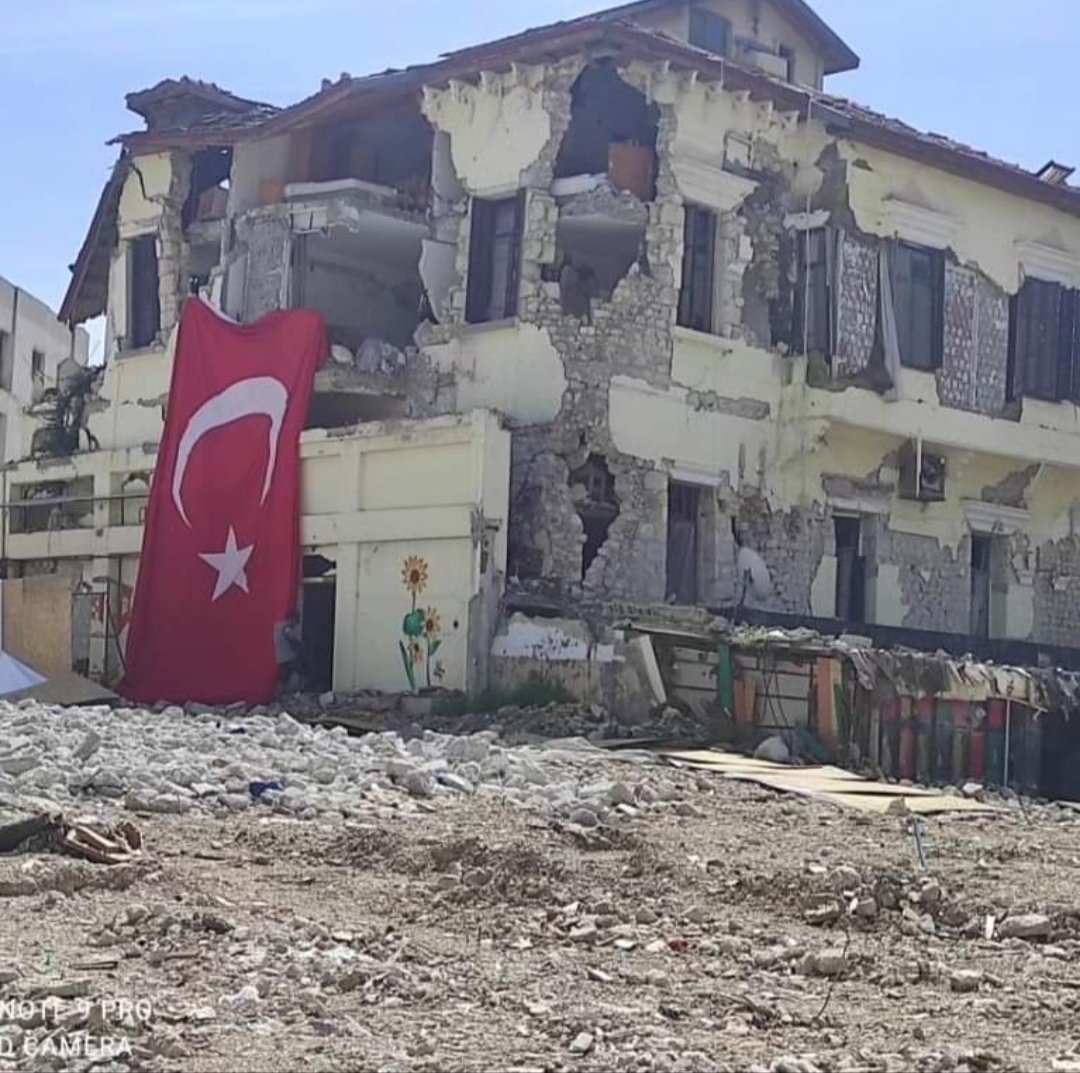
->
2, 0, 1074, 328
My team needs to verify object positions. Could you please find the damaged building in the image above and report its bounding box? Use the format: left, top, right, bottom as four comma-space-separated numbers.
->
7, 0, 1080, 775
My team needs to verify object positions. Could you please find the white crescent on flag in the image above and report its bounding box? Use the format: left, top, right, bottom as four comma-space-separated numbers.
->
172, 376, 289, 527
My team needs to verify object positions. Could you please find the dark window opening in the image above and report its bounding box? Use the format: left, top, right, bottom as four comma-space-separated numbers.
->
779, 44, 797, 82
0, 330, 11, 392
678, 205, 716, 333
571, 455, 619, 579
466, 194, 524, 324
297, 558, 336, 694
128, 235, 161, 350
970, 535, 992, 638
301, 108, 433, 208
182, 147, 232, 229
689, 8, 732, 56
1009, 277, 1080, 402
30, 349, 45, 402
834, 516, 866, 623
793, 228, 831, 356
666, 481, 702, 605
554, 62, 660, 199
890, 242, 944, 370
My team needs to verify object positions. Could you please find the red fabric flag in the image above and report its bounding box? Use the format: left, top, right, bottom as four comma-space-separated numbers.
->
123, 298, 327, 704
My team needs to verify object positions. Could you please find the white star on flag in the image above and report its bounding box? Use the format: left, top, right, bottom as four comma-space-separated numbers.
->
199, 527, 254, 601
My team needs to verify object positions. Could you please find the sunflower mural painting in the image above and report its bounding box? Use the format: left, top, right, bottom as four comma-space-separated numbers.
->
399, 556, 446, 691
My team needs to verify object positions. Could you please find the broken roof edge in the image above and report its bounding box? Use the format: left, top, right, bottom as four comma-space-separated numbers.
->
59, 153, 129, 328
109, 20, 1080, 221
125, 77, 274, 118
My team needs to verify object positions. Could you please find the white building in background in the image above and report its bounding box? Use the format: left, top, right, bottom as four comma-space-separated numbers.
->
0, 277, 90, 461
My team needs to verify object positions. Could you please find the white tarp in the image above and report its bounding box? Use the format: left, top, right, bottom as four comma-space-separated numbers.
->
0, 651, 45, 697
0, 585, 46, 697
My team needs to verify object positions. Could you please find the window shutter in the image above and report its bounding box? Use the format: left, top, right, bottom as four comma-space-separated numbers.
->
794, 229, 831, 356
465, 200, 495, 324
678, 206, 715, 332
889, 243, 914, 366
1016, 279, 1063, 400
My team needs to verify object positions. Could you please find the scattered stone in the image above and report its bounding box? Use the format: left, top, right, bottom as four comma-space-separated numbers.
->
73, 730, 102, 762
569, 1031, 594, 1055
754, 736, 790, 763
962, 782, 984, 798
949, 969, 984, 993
802, 950, 847, 977
997, 914, 1051, 940
436, 771, 475, 795
569, 807, 600, 828
401, 770, 434, 798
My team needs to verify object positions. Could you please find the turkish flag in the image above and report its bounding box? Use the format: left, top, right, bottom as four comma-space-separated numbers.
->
122, 298, 327, 704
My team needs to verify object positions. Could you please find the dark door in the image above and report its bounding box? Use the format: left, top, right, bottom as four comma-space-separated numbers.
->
302, 581, 336, 693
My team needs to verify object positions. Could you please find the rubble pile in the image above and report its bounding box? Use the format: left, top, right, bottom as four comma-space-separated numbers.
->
0, 699, 681, 826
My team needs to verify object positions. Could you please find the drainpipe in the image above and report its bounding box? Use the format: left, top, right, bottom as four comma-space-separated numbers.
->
915, 434, 924, 499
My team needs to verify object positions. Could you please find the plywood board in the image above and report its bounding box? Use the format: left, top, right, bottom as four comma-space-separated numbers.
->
2, 576, 73, 679
661, 748, 997, 815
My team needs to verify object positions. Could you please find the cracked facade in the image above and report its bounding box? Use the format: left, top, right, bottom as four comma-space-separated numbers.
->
9, 0, 1080, 697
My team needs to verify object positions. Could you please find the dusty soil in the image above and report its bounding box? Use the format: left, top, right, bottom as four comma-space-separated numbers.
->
2, 763, 1080, 1073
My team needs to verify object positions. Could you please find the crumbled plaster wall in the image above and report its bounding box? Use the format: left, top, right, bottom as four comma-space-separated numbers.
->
347, 56, 1080, 642
938, 263, 1010, 417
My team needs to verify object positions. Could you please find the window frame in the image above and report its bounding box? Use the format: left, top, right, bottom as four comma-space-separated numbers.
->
1008, 276, 1080, 403
688, 8, 732, 56
465, 192, 525, 325
889, 240, 945, 372
793, 227, 832, 357
127, 233, 161, 351
677, 204, 717, 334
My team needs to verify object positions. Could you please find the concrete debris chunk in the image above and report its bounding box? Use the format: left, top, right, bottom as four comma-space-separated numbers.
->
997, 913, 1052, 940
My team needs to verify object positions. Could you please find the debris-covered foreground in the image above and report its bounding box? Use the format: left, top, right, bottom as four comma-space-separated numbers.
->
2, 702, 1080, 1072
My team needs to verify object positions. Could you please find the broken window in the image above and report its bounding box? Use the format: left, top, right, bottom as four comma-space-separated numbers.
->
889, 242, 944, 370
182, 148, 232, 229
30, 349, 45, 402
666, 481, 702, 605
0, 329, 12, 392
570, 455, 619, 578
970, 534, 992, 638
833, 516, 866, 623
1008, 277, 1080, 402
556, 196, 647, 320
793, 228, 832, 356
554, 63, 659, 200
128, 234, 160, 350
678, 206, 716, 333
465, 194, 524, 324
689, 8, 732, 56
300, 109, 433, 208
291, 224, 426, 353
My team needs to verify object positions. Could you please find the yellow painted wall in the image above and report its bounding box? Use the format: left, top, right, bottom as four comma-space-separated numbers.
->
422, 71, 551, 195
3, 411, 511, 694
424, 322, 567, 425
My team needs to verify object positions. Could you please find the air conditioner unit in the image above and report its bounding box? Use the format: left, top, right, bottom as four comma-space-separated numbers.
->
898, 440, 946, 502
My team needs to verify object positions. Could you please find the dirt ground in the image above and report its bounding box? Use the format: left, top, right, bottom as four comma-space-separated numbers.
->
2, 760, 1080, 1073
